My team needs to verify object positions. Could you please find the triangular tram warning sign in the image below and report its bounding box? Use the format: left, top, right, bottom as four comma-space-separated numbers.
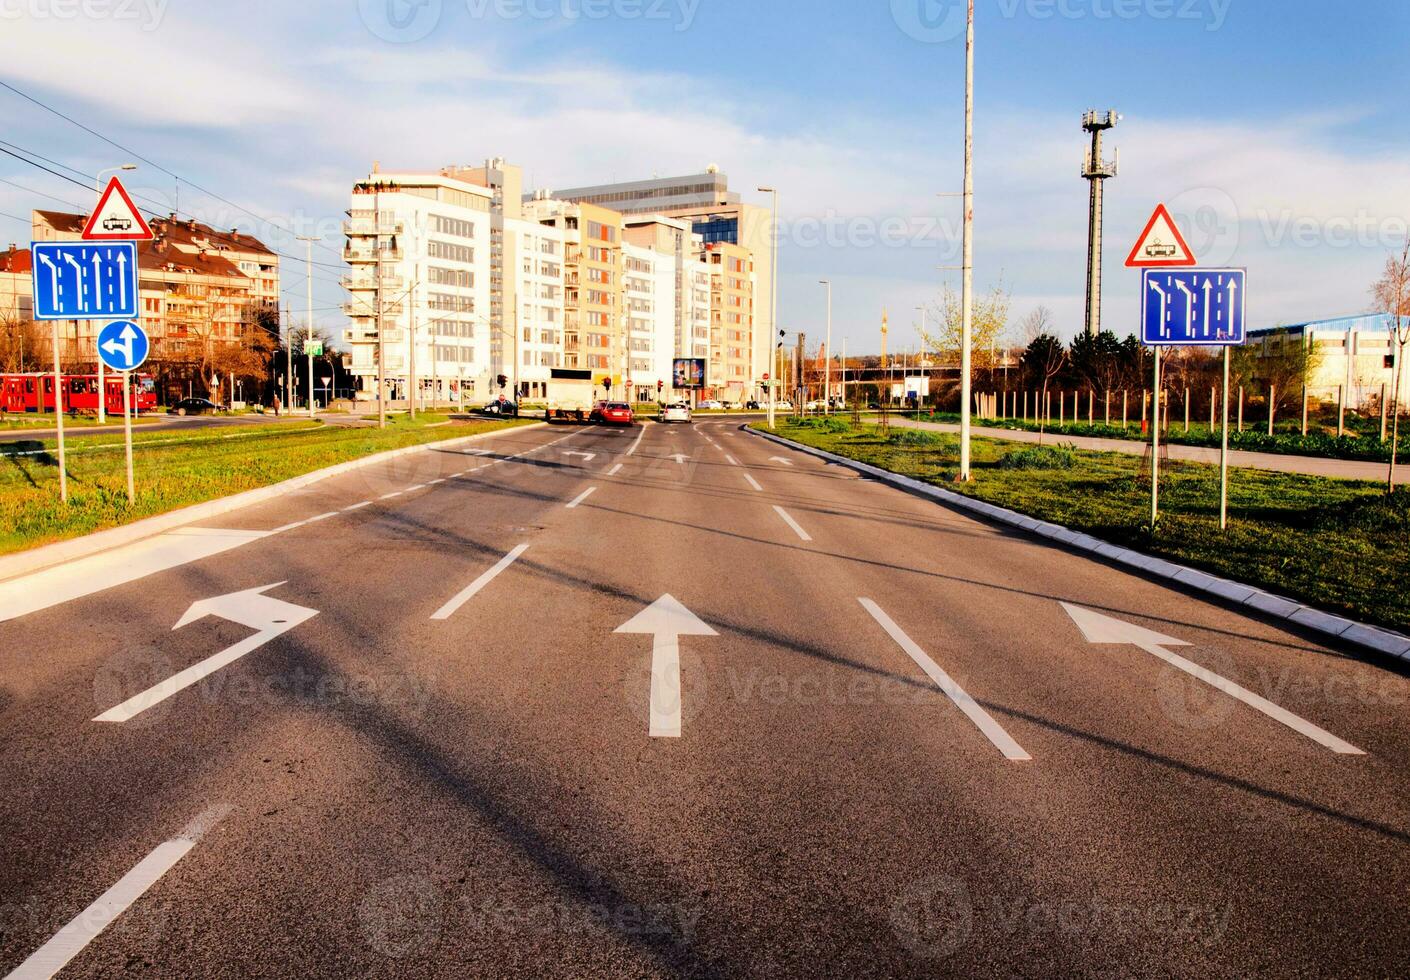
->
81, 177, 153, 241
1124, 203, 1195, 268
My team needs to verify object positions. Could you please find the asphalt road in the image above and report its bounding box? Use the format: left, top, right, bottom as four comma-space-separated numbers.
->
1, 417, 1408, 977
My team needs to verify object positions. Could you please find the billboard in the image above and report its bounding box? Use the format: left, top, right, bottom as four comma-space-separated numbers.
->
672, 358, 706, 390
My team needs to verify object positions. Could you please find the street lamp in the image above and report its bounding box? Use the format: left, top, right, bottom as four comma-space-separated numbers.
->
93, 164, 137, 424
819, 279, 832, 414
758, 186, 779, 427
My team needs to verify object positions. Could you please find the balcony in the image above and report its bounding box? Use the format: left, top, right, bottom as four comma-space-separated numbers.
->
343, 301, 404, 317
343, 219, 405, 236
341, 274, 404, 291
344, 247, 403, 264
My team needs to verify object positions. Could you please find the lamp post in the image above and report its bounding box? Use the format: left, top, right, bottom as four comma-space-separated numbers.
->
296, 235, 321, 417
958, 0, 975, 481
94, 163, 137, 424
819, 279, 832, 414
757, 186, 779, 428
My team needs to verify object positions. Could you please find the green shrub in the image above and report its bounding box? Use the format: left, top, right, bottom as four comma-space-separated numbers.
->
999, 444, 1078, 470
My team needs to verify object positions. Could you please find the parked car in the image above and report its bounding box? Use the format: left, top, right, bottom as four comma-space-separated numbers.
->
698, 399, 725, 410
660, 402, 692, 424
774, 400, 794, 411
589, 401, 635, 425
482, 398, 518, 417
168, 397, 218, 416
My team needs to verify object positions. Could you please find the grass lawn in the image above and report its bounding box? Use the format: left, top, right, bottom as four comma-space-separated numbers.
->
0, 413, 533, 556
0, 412, 164, 431
764, 418, 1410, 634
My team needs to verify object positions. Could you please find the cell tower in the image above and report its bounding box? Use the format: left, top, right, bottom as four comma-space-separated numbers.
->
1081, 109, 1119, 337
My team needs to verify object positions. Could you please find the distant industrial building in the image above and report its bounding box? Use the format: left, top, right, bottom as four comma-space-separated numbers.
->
1248, 313, 1407, 409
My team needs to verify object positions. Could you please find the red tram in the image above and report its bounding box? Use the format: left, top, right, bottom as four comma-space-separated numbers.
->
0, 373, 158, 416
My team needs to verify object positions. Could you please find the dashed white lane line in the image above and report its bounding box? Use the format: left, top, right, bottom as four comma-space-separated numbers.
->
343, 501, 372, 512
566, 487, 598, 509
773, 505, 812, 542
608, 463, 623, 476
725, 454, 739, 466
860, 599, 1032, 762
744, 473, 763, 492
5, 805, 231, 980
431, 544, 530, 621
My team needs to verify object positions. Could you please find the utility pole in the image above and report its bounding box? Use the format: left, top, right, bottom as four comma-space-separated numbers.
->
376, 187, 387, 429
409, 262, 418, 419
958, 0, 975, 481
758, 186, 779, 428
819, 279, 832, 413
1081, 109, 1119, 337
296, 235, 320, 417
797, 331, 806, 407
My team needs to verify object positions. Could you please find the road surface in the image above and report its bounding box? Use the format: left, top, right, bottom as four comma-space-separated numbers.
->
1, 418, 1407, 977
890, 415, 1409, 484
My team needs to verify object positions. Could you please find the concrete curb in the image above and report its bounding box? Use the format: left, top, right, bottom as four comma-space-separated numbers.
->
745, 426, 1410, 664
0, 422, 546, 584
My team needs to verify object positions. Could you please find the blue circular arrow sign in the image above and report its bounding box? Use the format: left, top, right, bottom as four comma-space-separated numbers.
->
97, 320, 150, 372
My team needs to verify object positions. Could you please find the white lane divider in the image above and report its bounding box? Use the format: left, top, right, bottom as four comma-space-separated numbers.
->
306, 511, 338, 524
93, 583, 318, 723
343, 500, 372, 512
566, 487, 598, 509
725, 455, 739, 466
431, 544, 529, 621
607, 463, 623, 476
625, 427, 647, 456
860, 599, 1032, 761
380, 491, 403, 500
773, 505, 812, 542
4, 806, 231, 980
744, 473, 763, 492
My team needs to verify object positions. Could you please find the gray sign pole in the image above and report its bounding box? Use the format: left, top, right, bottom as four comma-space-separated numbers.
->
1150, 346, 1161, 528
1220, 346, 1231, 530
123, 370, 135, 503
51, 321, 67, 503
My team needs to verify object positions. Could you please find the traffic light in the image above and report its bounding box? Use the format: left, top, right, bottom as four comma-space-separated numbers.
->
657, 380, 664, 392
602, 377, 612, 393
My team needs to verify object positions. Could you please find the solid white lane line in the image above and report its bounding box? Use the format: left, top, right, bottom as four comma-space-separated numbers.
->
272, 521, 306, 533
860, 599, 1032, 761
405, 484, 426, 492
343, 501, 373, 512
744, 473, 763, 492
380, 491, 404, 500
625, 427, 647, 456
566, 487, 598, 509
608, 463, 623, 476
431, 544, 530, 621
773, 505, 812, 542
428, 478, 446, 485
5, 806, 230, 980
1134, 641, 1366, 755
307, 512, 338, 523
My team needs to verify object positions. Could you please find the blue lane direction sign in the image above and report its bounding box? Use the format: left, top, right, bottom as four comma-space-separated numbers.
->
31, 241, 139, 321
1141, 268, 1245, 346
98, 320, 150, 372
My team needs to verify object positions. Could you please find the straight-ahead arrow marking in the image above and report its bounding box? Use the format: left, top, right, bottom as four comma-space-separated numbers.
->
616, 594, 717, 738
93, 583, 317, 723
861, 599, 1031, 761
1061, 603, 1364, 755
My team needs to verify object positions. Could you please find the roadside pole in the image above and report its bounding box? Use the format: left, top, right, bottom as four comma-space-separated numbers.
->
97, 347, 105, 425
1219, 346, 1230, 529
123, 370, 134, 503
51, 321, 67, 503
958, 0, 975, 482
1150, 347, 1160, 528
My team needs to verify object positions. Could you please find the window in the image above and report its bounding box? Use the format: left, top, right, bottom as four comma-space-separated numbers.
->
428, 267, 473, 288
428, 240, 474, 264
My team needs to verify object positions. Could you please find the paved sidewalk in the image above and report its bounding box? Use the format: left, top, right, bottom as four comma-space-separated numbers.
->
890, 416, 1406, 484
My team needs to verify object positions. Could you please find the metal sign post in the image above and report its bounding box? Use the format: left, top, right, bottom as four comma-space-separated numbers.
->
51, 321, 67, 503
1220, 346, 1231, 529
97, 319, 149, 505
1150, 347, 1161, 528
122, 370, 134, 503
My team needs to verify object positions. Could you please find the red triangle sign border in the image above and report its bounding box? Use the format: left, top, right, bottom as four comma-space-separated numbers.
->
1124, 202, 1196, 268
81, 177, 154, 241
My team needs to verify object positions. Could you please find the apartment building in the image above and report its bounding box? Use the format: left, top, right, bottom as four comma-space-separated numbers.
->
622, 214, 701, 401
342, 168, 492, 403
522, 196, 625, 396
552, 168, 774, 398
703, 241, 755, 403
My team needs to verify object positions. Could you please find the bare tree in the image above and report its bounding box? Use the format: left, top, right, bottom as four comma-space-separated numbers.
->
1018, 305, 1054, 346
1372, 239, 1410, 491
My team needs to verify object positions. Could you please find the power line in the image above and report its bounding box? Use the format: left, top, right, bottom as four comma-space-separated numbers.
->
0, 175, 85, 211
0, 79, 346, 262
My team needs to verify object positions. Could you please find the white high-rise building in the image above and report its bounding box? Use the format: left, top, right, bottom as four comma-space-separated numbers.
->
506, 215, 567, 400
343, 168, 492, 404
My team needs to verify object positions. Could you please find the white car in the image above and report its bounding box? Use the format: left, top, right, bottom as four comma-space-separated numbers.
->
661, 402, 692, 423
698, 400, 725, 410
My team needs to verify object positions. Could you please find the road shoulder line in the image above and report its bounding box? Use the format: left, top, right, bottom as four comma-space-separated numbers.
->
745, 426, 1410, 664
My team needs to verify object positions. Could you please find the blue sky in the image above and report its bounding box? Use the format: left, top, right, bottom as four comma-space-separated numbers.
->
2, 0, 1408, 353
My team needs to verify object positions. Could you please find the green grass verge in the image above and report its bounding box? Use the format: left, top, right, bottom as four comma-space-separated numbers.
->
0, 413, 165, 431
765, 418, 1410, 634
0, 413, 533, 556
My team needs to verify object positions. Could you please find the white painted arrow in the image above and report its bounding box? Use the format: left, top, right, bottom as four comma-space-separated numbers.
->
768, 456, 794, 466
101, 322, 138, 368
615, 594, 717, 738
93, 583, 317, 723
1060, 603, 1364, 755
563, 451, 597, 462
667, 453, 690, 465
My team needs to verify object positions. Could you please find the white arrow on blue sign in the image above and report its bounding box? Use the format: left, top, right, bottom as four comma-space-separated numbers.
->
98, 320, 150, 372
1141, 268, 1246, 346
31, 241, 139, 321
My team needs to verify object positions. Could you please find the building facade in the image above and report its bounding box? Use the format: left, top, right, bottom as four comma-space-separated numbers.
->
1248, 313, 1410, 410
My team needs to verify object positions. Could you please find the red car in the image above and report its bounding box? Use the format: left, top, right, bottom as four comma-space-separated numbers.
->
590, 400, 635, 426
